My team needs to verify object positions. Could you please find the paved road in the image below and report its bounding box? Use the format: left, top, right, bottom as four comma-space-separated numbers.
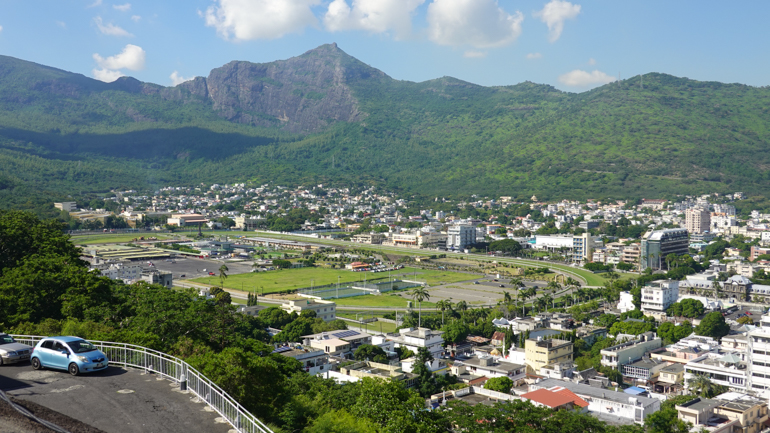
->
0, 363, 232, 433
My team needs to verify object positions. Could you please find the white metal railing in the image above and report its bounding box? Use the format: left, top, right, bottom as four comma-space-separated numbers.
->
11, 335, 273, 433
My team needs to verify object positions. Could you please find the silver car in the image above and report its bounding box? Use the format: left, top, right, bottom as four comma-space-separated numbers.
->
0, 333, 32, 365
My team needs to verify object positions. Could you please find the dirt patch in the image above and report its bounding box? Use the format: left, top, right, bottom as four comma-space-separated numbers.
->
0, 395, 106, 433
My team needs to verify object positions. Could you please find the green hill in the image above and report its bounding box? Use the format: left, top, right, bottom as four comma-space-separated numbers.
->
1, 43, 769, 212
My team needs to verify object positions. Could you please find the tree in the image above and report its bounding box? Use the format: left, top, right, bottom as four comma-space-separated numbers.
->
436, 299, 452, 325
737, 316, 754, 325
695, 312, 730, 339
595, 313, 618, 328
410, 286, 430, 327
218, 264, 229, 287
441, 320, 470, 344
455, 300, 468, 314
689, 374, 718, 398
484, 376, 513, 394
354, 344, 388, 364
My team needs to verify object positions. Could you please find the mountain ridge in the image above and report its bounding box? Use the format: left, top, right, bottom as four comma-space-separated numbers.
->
0, 44, 769, 212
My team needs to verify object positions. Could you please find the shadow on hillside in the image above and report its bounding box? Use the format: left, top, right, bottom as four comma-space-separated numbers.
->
0, 126, 295, 161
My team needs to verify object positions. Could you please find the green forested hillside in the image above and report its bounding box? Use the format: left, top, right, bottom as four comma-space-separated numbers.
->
0, 44, 769, 211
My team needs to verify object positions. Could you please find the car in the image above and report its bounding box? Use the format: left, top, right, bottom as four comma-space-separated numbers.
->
180, 274, 186, 278
0, 333, 33, 365
30, 336, 109, 376
208, 272, 216, 275
473, 281, 480, 285
499, 284, 505, 288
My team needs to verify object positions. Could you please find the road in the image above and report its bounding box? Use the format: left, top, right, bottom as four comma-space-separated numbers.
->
0, 363, 232, 433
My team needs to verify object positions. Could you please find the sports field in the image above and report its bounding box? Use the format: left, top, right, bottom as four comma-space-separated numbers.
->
70, 233, 172, 245
190, 265, 472, 295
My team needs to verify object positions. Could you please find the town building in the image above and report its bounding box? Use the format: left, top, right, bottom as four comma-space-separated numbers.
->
450, 355, 527, 386
641, 280, 679, 319
676, 394, 768, 433
524, 337, 574, 374
281, 299, 337, 322
303, 330, 373, 357
640, 228, 689, 270
273, 346, 330, 375
54, 202, 78, 212
684, 353, 747, 393
600, 332, 662, 369
447, 225, 476, 250
529, 379, 661, 424
686, 207, 711, 234
374, 327, 445, 359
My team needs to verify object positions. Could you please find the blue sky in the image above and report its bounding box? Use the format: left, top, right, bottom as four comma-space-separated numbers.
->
0, 0, 767, 91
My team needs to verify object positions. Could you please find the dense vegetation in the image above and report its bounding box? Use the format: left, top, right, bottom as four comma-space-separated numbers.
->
2, 45, 770, 215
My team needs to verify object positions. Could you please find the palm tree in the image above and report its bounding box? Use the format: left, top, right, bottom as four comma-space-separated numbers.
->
218, 264, 229, 287
689, 374, 715, 397
410, 286, 430, 327
547, 281, 561, 294
503, 291, 513, 304
456, 300, 468, 314
541, 294, 553, 312
436, 300, 452, 325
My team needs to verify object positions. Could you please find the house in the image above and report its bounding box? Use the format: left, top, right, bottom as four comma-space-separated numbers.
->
282, 299, 337, 322
273, 346, 330, 375
451, 355, 527, 386
529, 378, 661, 424
303, 330, 372, 357
521, 387, 588, 411
375, 327, 445, 359
655, 363, 684, 394
622, 358, 666, 386
600, 332, 662, 369
491, 331, 506, 347
676, 394, 769, 433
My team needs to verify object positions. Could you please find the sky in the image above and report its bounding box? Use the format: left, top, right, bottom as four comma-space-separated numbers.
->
0, 0, 768, 92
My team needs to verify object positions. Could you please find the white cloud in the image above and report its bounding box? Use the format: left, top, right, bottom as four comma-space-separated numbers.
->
204, 0, 319, 41
588, 57, 595, 65
558, 69, 616, 87
56, 21, 67, 29
87, 0, 102, 8
534, 0, 580, 42
94, 16, 133, 37
113, 3, 131, 11
93, 44, 145, 70
0, 26, 3, 33
427, 0, 523, 48
324, 0, 424, 39
526, 52, 542, 59
92, 68, 124, 82
463, 50, 486, 58
131, 15, 141, 22
170, 71, 194, 86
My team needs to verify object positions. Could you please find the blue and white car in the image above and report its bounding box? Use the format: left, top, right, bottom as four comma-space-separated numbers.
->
30, 336, 109, 376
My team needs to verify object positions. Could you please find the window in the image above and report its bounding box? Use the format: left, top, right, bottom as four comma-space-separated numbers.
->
41, 340, 54, 350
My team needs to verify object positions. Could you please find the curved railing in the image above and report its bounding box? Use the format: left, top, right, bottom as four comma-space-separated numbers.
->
11, 335, 273, 433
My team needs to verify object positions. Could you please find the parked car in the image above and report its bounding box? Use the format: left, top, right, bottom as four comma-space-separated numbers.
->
30, 336, 109, 376
0, 333, 32, 365
208, 272, 215, 276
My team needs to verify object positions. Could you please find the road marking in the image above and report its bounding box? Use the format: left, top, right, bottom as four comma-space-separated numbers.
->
117, 389, 135, 394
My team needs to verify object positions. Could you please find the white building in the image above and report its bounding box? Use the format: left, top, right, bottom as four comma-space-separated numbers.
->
54, 202, 78, 212
617, 291, 636, 313
641, 280, 679, 319
281, 299, 337, 322
374, 327, 445, 359
530, 379, 661, 424
600, 332, 662, 369
447, 225, 476, 250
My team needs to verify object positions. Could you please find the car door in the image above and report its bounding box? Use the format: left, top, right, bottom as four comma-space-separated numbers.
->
37, 340, 55, 366
49, 341, 71, 370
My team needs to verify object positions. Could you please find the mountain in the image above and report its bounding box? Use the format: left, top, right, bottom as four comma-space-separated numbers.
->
0, 43, 769, 213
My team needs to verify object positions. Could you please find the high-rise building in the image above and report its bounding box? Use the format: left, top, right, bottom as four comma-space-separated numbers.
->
685, 207, 711, 234
640, 229, 689, 270
447, 225, 476, 250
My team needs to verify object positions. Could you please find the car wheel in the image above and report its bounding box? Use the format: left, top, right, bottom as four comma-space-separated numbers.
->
31, 357, 41, 370
68, 363, 79, 376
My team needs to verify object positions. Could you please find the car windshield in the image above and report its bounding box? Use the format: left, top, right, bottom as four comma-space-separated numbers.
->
0, 335, 14, 345
68, 340, 97, 353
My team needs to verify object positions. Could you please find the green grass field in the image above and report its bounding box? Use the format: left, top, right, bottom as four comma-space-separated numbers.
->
71, 233, 171, 245
191, 266, 472, 295
191, 267, 394, 294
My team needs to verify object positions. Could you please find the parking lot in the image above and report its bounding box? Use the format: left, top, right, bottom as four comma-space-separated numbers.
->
149, 256, 255, 282
425, 278, 544, 306
0, 362, 231, 433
